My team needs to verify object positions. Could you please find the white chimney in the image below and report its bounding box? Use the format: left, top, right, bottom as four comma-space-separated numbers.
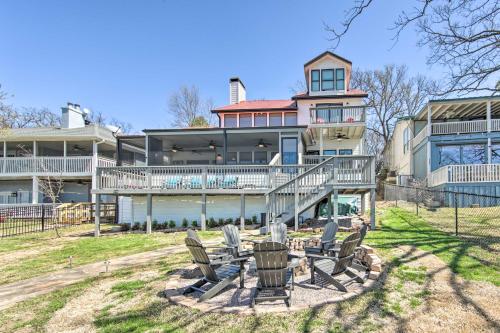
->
229, 77, 246, 104
61, 102, 86, 128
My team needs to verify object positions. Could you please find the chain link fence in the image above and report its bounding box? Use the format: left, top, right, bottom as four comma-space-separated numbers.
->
383, 183, 500, 251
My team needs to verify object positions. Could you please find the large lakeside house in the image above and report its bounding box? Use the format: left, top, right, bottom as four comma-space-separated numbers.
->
94, 51, 376, 233
384, 95, 500, 195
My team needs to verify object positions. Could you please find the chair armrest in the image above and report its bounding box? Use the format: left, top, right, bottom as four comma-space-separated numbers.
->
305, 253, 339, 262
241, 238, 260, 244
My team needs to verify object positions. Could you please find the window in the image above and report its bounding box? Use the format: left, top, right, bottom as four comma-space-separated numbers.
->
239, 113, 252, 127
284, 112, 297, 126
323, 150, 337, 155
403, 128, 410, 154
254, 113, 267, 127
335, 69, 345, 90
321, 69, 334, 91
339, 149, 352, 155
439, 146, 460, 166
239, 152, 252, 164
311, 70, 320, 91
227, 152, 237, 165
254, 151, 267, 164
492, 144, 500, 163
269, 113, 282, 126
462, 144, 485, 164
224, 114, 237, 128
438, 144, 486, 166
282, 138, 298, 165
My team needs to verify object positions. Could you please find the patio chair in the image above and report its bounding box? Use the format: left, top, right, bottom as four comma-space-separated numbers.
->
270, 222, 288, 244
304, 221, 338, 255
222, 224, 253, 258
307, 232, 364, 292
251, 241, 297, 307
183, 237, 246, 302
163, 176, 182, 189
186, 229, 233, 263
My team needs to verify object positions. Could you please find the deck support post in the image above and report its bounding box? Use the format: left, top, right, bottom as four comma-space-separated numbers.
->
327, 193, 332, 223
32, 176, 39, 204
370, 188, 376, 230
146, 193, 152, 234
94, 194, 101, 237
487, 100, 492, 163
201, 194, 207, 231
333, 189, 338, 225
240, 194, 245, 230
91, 141, 98, 203
294, 178, 299, 231
360, 193, 366, 215
319, 128, 324, 155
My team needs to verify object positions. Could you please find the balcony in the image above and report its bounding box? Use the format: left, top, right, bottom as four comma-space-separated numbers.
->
0, 156, 115, 177
309, 106, 365, 126
429, 164, 500, 187
95, 156, 376, 194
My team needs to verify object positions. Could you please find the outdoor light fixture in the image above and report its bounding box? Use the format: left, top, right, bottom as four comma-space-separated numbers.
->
208, 141, 216, 150
256, 139, 271, 148
216, 154, 223, 161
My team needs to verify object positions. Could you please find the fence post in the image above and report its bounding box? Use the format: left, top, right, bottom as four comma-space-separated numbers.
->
415, 188, 419, 216
41, 205, 45, 232
454, 192, 458, 236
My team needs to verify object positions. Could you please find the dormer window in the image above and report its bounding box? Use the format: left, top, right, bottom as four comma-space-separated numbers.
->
311, 70, 320, 91
321, 69, 334, 91
336, 69, 345, 90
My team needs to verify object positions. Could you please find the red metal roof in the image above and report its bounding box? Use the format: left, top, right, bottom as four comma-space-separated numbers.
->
213, 100, 297, 112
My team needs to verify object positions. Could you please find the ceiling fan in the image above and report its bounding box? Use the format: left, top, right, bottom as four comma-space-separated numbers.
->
332, 132, 349, 141
169, 145, 183, 153
71, 144, 86, 152
256, 139, 273, 148
207, 140, 223, 150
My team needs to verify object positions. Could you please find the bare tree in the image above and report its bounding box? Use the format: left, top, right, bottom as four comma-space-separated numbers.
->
352, 65, 435, 161
168, 85, 215, 128
108, 118, 134, 134
326, 0, 500, 95
289, 79, 308, 95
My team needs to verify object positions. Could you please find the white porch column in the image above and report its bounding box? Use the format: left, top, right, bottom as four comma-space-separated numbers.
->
333, 189, 339, 225
240, 194, 245, 230
201, 194, 207, 231
360, 193, 366, 215
327, 193, 332, 223
370, 188, 376, 230
3, 141, 6, 173
94, 194, 101, 237
63, 140, 67, 172
319, 128, 324, 155
426, 104, 432, 182
91, 141, 98, 203
32, 176, 39, 204
487, 101, 492, 164
146, 193, 152, 234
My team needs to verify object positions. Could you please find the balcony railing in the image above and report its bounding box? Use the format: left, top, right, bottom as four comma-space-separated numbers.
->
431, 120, 487, 135
429, 164, 500, 187
96, 156, 376, 192
310, 106, 365, 125
411, 126, 428, 148
0, 156, 115, 176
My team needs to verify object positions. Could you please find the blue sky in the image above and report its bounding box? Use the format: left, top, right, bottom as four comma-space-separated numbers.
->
0, 0, 436, 131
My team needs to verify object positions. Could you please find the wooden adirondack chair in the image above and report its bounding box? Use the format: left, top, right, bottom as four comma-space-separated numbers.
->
183, 237, 246, 302
307, 232, 364, 292
252, 241, 297, 307
269, 222, 288, 244
186, 229, 232, 263
304, 221, 338, 255
222, 224, 253, 258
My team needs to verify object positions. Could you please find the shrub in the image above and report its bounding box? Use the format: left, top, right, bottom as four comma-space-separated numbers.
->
120, 223, 131, 231
252, 215, 258, 224
218, 218, 224, 226
245, 218, 252, 226
192, 220, 198, 228
168, 220, 176, 229
142, 222, 147, 231
226, 218, 233, 225
182, 218, 189, 228
132, 222, 141, 231
208, 218, 217, 228
152, 219, 159, 230
162, 220, 170, 229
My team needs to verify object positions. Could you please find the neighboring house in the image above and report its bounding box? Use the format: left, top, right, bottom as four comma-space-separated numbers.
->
0, 103, 120, 204
94, 51, 376, 232
384, 95, 500, 195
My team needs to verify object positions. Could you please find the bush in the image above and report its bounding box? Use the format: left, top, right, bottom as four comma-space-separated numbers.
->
226, 218, 233, 225
142, 222, 147, 231
120, 223, 131, 231
245, 218, 252, 226
182, 218, 189, 228
152, 219, 159, 230
168, 220, 176, 229
191, 220, 198, 228
252, 215, 258, 224
208, 218, 217, 228
218, 218, 224, 227
162, 221, 170, 229
132, 222, 141, 231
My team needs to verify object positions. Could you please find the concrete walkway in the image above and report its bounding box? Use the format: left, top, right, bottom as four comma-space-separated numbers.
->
0, 239, 221, 311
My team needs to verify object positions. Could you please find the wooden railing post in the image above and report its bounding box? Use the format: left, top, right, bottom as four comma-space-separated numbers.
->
202, 166, 207, 189
147, 168, 152, 190
294, 178, 299, 231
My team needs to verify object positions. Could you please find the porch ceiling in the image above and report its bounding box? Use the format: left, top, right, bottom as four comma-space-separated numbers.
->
415, 97, 500, 121
305, 126, 364, 144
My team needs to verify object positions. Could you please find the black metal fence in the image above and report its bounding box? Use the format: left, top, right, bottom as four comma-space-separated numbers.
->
0, 203, 117, 238
383, 183, 500, 248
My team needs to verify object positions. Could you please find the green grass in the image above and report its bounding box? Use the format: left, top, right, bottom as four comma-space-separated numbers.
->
110, 280, 147, 300
0, 229, 221, 285
365, 207, 499, 286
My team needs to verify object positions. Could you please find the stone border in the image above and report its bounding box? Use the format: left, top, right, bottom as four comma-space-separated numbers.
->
163, 249, 384, 314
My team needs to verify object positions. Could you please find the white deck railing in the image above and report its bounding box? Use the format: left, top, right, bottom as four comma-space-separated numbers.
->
431, 120, 487, 135
429, 164, 500, 187
0, 156, 115, 175
411, 126, 427, 148
310, 106, 365, 125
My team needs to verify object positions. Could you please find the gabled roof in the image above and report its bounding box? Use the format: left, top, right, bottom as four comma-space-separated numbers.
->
292, 89, 368, 100
303, 51, 352, 68
212, 100, 297, 113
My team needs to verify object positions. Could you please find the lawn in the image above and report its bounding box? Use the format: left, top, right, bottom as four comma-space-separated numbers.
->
0, 206, 498, 332
0, 225, 222, 285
